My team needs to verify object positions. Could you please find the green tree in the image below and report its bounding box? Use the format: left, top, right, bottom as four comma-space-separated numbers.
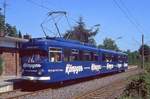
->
63, 17, 99, 45
139, 44, 150, 62
0, 9, 4, 35
124, 50, 140, 65
0, 8, 22, 37
98, 38, 119, 51
5, 23, 18, 37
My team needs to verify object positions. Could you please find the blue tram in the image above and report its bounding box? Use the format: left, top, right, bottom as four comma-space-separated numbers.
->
20, 37, 128, 83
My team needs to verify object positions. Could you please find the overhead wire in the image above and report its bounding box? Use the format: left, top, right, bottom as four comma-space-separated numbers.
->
26, 0, 51, 11
113, 0, 143, 34
65, 15, 74, 39
26, 0, 78, 24
119, 0, 150, 47
26, 0, 78, 38
118, 0, 146, 34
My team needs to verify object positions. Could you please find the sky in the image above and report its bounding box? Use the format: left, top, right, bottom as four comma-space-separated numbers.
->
0, 0, 150, 51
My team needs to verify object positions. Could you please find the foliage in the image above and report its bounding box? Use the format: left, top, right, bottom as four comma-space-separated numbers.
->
0, 8, 22, 38
124, 50, 140, 66
63, 17, 99, 45
120, 62, 150, 99
119, 45, 150, 99
0, 10, 4, 34
123, 75, 148, 99
98, 38, 119, 51
0, 57, 3, 75
139, 44, 150, 62
123, 44, 150, 66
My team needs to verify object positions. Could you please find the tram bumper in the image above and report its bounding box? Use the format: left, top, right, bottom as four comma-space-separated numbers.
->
22, 76, 50, 81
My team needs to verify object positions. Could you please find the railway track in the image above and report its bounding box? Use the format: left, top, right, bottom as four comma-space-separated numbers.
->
75, 79, 128, 99
75, 67, 140, 99
0, 67, 141, 99
2, 88, 50, 99
0, 89, 30, 99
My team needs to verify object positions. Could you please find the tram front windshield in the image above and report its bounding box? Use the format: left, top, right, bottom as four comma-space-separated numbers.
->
20, 49, 48, 63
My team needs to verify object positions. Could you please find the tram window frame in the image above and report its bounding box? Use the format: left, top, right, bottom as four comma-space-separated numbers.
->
49, 47, 62, 62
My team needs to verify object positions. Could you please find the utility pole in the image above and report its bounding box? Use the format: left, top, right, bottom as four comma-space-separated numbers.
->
142, 34, 144, 69
3, 0, 7, 36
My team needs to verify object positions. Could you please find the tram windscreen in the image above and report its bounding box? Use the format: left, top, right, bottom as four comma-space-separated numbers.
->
20, 49, 48, 63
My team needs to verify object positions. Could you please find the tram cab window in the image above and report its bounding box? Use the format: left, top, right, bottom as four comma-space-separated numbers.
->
20, 49, 48, 63
49, 48, 62, 62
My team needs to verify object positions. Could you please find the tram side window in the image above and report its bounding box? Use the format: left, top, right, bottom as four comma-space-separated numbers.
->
118, 55, 123, 62
49, 48, 62, 62
83, 51, 91, 61
71, 49, 79, 61
112, 55, 118, 62
64, 48, 71, 62
64, 49, 79, 62
79, 50, 83, 61
102, 53, 113, 62
122, 55, 127, 62
102, 53, 106, 62
93, 52, 98, 61
125, 56, 128, 62
107, 54, 112, 62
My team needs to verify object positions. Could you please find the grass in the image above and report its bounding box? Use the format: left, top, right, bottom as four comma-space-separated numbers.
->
119, 62, 150, 99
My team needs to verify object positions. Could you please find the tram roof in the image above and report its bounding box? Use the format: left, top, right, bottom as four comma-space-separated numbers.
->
100, 48, 127, 55
25, 37, 126, 55
44, 37, 98, 51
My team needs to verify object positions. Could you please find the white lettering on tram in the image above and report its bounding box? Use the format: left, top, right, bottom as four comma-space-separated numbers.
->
91, 64, 101, 71
48, 69, 63, 73
124, 63, 128, 67
106, 63, 114, 69
23, 63, 41, 69
65, 64, 83, 75
117, 64, 122, 68
84, 67, 90, 70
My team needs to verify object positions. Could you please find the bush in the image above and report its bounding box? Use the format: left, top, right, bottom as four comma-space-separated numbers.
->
0, 57, 3, 75
120, 62, 150, 99
123, 75, 148, 99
